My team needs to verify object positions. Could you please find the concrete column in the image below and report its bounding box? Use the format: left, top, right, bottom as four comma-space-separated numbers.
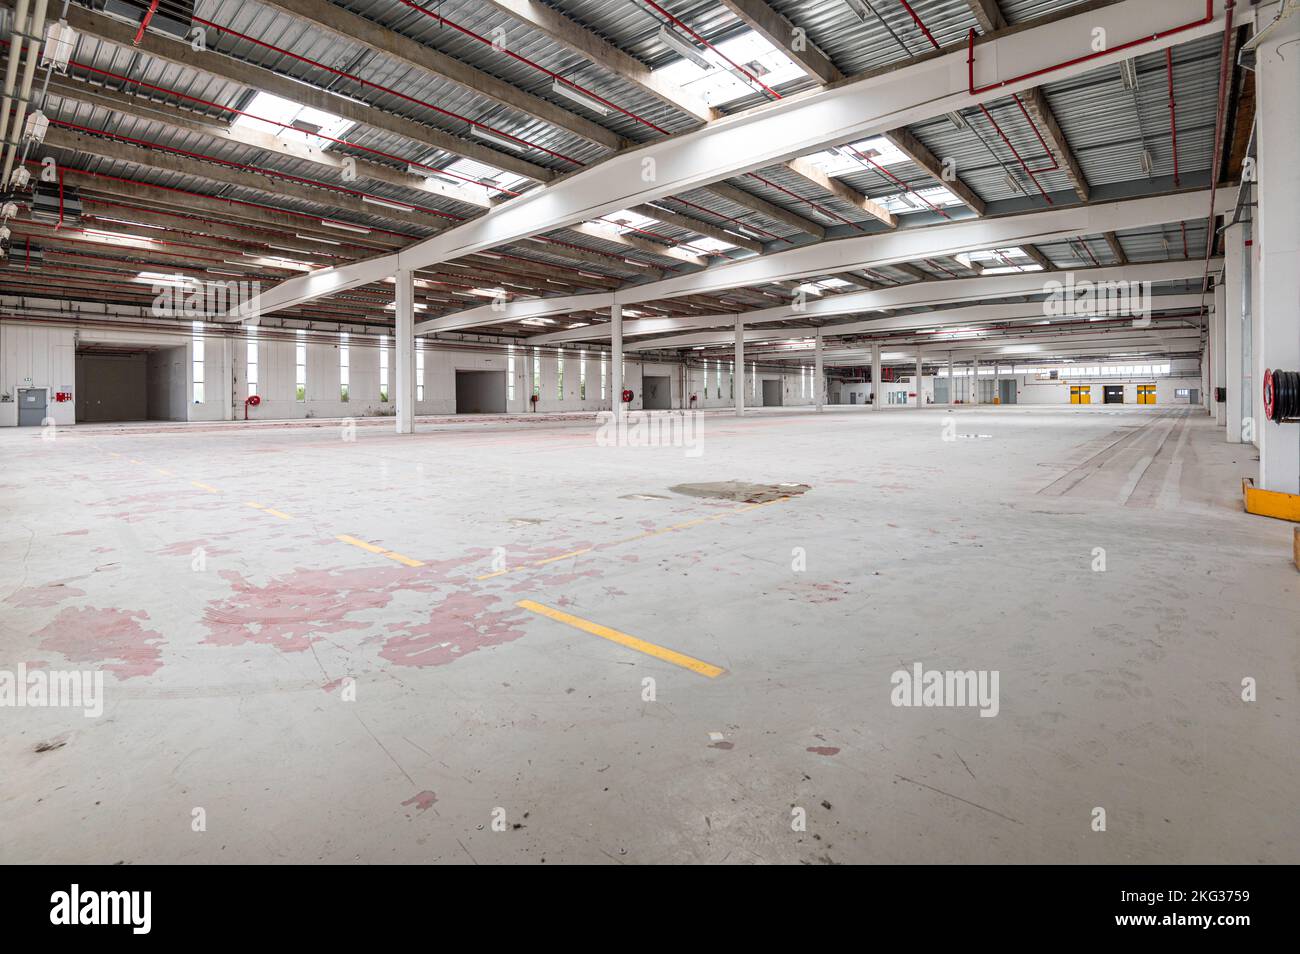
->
947, 352, 954, 407
394, 268, 415, 435
1248, 214, 1260, 446
915, 352, 924, 407
871, 343, 881, 409
814, 328, 824, 412
1212, 284, 1228, 426
1255, 2, 1300, 493
734, 315, 745, 416
1224, 222, 1246, 442
222, 333, 234, 421
610, 303, 623, 420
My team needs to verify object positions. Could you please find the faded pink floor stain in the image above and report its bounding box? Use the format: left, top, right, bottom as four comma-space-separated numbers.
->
34, 606, 165, 678
401, 790, 438, 812
807, 746, 841, 756
381, 592, 526, 668
5, 581, 86, 608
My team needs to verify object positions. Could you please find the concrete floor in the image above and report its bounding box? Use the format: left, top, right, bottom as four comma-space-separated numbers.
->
1, 405, 1296, 864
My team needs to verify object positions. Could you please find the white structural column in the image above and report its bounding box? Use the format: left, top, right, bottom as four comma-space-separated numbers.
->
394, 268, 415, 435
734, 315, 745, 416
1254, 1, 1300, 493
814, 328, 824, 412
1212, 284, 1228, 426
1224, 222, 1246, 442
610, 303, 623, 420
871, 343, 882, 409
915, 352, 924, 407
222, 334, 234, 422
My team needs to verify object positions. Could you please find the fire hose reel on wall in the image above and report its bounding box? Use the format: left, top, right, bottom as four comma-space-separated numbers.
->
621, 388, 634, 404
1262, 369, 1300, 424
244, 393, 261, 420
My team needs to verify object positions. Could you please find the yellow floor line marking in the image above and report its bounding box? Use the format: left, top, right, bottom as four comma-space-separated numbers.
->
245, 502, 266, 510
337, 535, 423, 567
535, 547, 592, 565
476, 568, 509, 580
262, 508, 293, 520
337, 534, 385, 553
155, 468, 174, 476
128, 458, 142, 464
190, 481, 220, 493
516, 600, 724, 678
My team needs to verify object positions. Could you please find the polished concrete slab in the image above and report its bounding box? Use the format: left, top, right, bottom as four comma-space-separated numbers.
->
1, 405, 1295, 863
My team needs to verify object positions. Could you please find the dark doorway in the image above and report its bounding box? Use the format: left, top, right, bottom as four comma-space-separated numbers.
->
761, 379, 782, 407
643, 375, 671, 409
455, 370, 507, 413
1104, 385, 1125, 404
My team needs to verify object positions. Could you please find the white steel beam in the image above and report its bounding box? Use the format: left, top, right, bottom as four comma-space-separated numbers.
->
530, 257, 1215, 346
247, 0, 1240, 318
417, 191, 1212, 334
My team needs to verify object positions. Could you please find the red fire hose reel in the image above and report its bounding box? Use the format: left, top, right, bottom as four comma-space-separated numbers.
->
621, 388, 634, 404
1263, 369, 1300, 424
244, 393, 261, 420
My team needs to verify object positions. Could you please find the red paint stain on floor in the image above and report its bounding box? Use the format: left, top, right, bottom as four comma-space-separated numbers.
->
402, 790, 438, 812
5, 581, 86, 608
381, 592, 526, 668
806, 746, 841, 756
34, 606, 165, 679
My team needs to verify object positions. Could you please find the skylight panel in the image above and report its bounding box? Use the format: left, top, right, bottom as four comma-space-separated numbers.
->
231, 91, 353, 150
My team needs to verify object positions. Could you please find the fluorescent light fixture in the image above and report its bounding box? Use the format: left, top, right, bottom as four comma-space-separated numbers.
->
657, 25, 713, 71
296, 232, 341, 245
82, 228, 152, 247
522, 317, 556, 326
1119, 58, 1138, 90
468, 124, 521, 151
1139, 148, 1153, 176
320, 219, 371, 235
361, 195, 415, 212
207, 269, 247, 277
843, 0, 874, 26
551, 80, 609, 115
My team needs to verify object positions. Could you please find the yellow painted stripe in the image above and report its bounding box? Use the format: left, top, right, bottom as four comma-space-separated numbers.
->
155, 468, 174, 476
516, 599, 724, 679
337, 534, 385, 553
475, 568, 511, 581
128, 458, 142, 464
384, 551, 424, 568
263, 508, 293, 520
245, 502, 265, 510
190, 481, 220, 493
535, 547, 591, 565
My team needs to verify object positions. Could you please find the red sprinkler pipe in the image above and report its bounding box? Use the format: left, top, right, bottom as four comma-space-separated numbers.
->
133, 0, 158, 45
976, 102, 1055, 204
968, 1, 1216, 95
897, 1, 941, 51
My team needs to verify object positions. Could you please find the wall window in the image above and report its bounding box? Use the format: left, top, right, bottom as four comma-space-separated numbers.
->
295, 331, 307, 401
751, 362, 757, 398
507, 345, 515, 401
414, 338, 422, 402
715, 361, 722, 399
600, 353, 607, 399
580, 350, 587, 400
532, 348, 541, 397
557, 349, 565, 399
339, 333, 350, 402
191, 321, 205, 404
729, 362, 734, 399
380, 336, 390, 402
246, 329, 258, 397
